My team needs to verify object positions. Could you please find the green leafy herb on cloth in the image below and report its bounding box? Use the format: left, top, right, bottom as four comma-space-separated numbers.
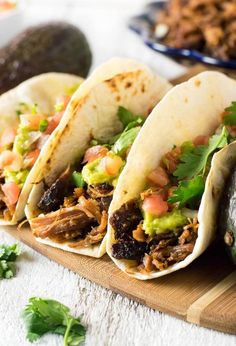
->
22, 297, 86, 346
0, 243, 21, 279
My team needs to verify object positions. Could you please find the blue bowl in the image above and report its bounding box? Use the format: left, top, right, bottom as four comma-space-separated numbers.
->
129, 1, 236, 69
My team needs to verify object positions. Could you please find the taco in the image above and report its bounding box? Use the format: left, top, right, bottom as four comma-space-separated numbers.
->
107, 71, 236, 279
25, 58, 172, 258
0, 73, 83, 224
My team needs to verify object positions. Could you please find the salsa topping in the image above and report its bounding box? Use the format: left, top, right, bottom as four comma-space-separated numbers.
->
0, 94, 72, 219
33, 107, 144, 246
111, 101, 236, 273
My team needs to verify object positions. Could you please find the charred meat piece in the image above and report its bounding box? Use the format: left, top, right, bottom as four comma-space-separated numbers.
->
112, 240, 148, 260
31, 205, 98, 240
149, 231, 179, 247
110, 200, 143, 240
87, 183, 113, 199
37, 168, 71, 213
98, 196, 112, 212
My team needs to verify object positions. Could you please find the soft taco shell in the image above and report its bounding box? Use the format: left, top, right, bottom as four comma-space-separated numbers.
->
106, 71, 236, 279
0, 72, 83, 225
25, 57, 172, 258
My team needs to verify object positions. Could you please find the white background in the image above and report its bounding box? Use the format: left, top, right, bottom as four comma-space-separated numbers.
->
0, 1, 235, 345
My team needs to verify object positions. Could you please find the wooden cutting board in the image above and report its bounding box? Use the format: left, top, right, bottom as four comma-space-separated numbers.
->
2, 64, 236, 335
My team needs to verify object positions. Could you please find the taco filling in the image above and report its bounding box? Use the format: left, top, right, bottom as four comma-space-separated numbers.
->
31, 107, 145, 247
0, 91, 76, 221
110, 102, 236, 273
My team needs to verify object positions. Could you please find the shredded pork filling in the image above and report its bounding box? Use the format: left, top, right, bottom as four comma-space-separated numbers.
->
32, 172, 113, 247
110, 200, 198, 272
0, 185, 14, 221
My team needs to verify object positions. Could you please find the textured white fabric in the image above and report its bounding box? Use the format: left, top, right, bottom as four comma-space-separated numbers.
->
0, 231, 235, 346
0, 1, 235, 345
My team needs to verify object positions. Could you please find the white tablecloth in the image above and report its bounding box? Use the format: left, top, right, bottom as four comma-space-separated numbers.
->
0, 1, 235, 345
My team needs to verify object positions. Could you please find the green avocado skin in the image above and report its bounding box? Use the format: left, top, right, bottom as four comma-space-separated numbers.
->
219, 167, 236, 265
0, 22, 92, 94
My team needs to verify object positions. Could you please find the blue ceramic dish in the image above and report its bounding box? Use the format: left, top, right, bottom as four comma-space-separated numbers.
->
129, 1, 236, 69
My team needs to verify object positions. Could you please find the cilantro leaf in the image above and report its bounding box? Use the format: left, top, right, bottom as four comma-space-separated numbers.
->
22, 297, 86, 346
72, 171, 85, 188
223, 102, 236, 125
168, 176, 205, 208
117, 106, 144, 128
112, 126, 140, 156
174, 127, 228, 180
0, 243, 21, 279
39, 119, 49, 132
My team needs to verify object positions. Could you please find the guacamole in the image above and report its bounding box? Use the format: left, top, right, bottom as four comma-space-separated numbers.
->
143, 209, 188, 236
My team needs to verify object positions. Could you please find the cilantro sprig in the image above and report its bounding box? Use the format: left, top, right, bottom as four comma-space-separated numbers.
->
90, 106, 144, 156
22, 297, 86, 346
117, 106, 144, 129
111, 106, 144, 155
223, 101, 236, 125
168, 176, 205, 208
169, 127, 229, 208
0, 243, 21, 279
174, 126, 228, 180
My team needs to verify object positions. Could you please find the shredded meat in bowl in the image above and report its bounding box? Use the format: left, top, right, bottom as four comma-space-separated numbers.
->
155, 0, 236, 60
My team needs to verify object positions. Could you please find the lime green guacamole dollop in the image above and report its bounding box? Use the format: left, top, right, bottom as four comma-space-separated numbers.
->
82, 157, 124, 186
13, 125, 30, 155
143, 209, 188, 236
4, 169, 30, 188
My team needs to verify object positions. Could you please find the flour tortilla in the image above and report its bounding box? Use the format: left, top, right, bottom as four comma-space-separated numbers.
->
107, 71, 236, 279
0, 72, 83, 225
25, 57, 172, 258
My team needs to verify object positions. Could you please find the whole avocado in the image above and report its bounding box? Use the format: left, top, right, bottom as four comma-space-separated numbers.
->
0, 22, 92, 94
218, 165, 236, 265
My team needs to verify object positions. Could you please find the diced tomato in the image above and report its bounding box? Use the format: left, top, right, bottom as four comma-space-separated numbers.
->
142, 194, 169, 217
0, 128, 17, 147
147, 166, 170, 187
44, 119, 58, 135
25, 149, 40, 168
193, 135, 209, 146
105, 155, 123, 176
2, 182, 20, 205
0, 150, 23, 171
45, 112, 65, 135
21, 114, 47, 131
82, 145, 109, 164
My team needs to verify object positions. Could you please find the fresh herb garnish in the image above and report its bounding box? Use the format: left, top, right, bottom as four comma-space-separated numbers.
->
168, 127, 228, 208
110, 107, 143, 155
223, 102, 236, 125
39, 119, 49, 132
112, 126, 140, 156
72, 171, 85, 188
168, 176, 205, 208
31, 103, 38, 115
174, 127, 228, 180
22, 297, 86, 346
0, 243, 21, 279
16, 102, 30, 117
118, 106, 144, 129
